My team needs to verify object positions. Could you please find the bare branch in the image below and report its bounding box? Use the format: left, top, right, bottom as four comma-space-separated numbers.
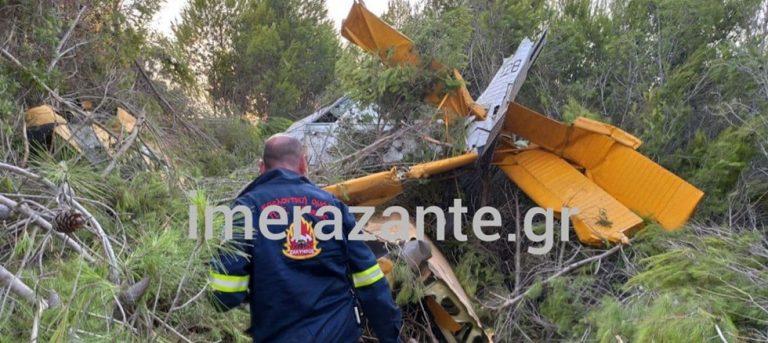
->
100, 116, 146, 177
0, 194, 95, 262
48, 6, 87, 73
487, 243, 626, 311
0, 163, 120, 279
0, 264, 46, 309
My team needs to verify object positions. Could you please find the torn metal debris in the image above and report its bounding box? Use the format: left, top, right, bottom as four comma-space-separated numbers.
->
24, 104, 168, 170
365, 216, 494, 342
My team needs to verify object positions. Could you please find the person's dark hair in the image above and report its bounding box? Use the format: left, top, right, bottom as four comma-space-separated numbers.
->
262, 134, 305, 170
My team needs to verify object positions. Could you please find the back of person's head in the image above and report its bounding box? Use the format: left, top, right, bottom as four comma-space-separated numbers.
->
260, 134, 308, 175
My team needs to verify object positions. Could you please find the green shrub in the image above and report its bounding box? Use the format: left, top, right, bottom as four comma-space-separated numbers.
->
0, 71, 17, 120
108, 171, 180, 220
540, 276, 593, 336
588, 229, 767, 342
688, 126, 756, 216
258, 117, 293, 137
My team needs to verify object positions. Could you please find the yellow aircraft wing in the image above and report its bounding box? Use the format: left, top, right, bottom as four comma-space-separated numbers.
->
341, 1, 418, 66
324, 168, 404, 206
494, 149, 643, 245
504, 102, 704, 232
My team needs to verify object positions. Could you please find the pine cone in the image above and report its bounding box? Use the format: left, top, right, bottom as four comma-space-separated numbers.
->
53, 209, 85, 233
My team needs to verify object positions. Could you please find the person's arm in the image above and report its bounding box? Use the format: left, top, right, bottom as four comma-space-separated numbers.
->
208, 204, 252, 312
340, 202, 402, 342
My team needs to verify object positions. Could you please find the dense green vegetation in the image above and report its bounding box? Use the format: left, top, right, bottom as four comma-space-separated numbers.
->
0, 0, 765, 342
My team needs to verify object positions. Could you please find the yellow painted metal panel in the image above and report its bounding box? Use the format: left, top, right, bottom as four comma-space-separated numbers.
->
364, 216, 492, 341
325, 153, 477, 205
504, 103, 642, 158
573, 117, 641, 149
587, 144, 704, 230
425, 296, 462, 333
25, 105, 84, 153
504, 102, 570, 152
561, 126, 621, 169
495, 149, 643, 245
116, 107, 137, 133
25, 105, 67, 127
52, 125, 83, 153
433, 70, 487, 121
341, 1, 417, 66
91, 125, 115, 154
81, 100, 94, 111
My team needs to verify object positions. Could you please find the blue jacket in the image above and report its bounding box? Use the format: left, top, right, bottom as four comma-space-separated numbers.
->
209, 168, 402, 342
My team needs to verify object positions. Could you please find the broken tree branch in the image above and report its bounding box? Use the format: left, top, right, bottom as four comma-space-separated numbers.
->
0, 162, 56, 189
715, 324, 729, 343
21, 118, 29, 168
150, 312, 194, 343
0, 163, 120, 279
0, 264, 47, 309
65, 185, 120, 283
133, 59, 215, 144
134, 59, 174, 115
488, 243, 626, 310
0, 194, 95, 263
420, 134, 452, 148
100, 115, 145, 177
31, 299, 42, 342
48, 6, 87, 74
334, 122, 422, 167
1, 47, 89, 119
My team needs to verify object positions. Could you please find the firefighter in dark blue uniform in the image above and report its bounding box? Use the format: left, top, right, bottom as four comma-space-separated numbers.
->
209, 134, 402, 342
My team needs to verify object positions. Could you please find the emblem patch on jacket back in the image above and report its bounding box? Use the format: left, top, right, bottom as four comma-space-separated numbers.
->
283, 217, 321, 259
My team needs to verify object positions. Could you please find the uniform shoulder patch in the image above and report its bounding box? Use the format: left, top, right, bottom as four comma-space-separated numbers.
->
283, 217, 321, 260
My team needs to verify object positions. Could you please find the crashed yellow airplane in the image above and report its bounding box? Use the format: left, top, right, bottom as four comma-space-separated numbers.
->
328, 3, 703, 340
333, 1, 703, 246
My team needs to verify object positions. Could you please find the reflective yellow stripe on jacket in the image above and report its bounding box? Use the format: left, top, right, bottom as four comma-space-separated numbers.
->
352, 264, 384, 288
209, 271, 249, 293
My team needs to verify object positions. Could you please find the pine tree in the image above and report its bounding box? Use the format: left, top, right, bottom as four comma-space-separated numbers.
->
204, 0, 340, 118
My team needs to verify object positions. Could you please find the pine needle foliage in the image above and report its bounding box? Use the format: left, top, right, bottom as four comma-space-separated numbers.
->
587, 228, 768, 342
